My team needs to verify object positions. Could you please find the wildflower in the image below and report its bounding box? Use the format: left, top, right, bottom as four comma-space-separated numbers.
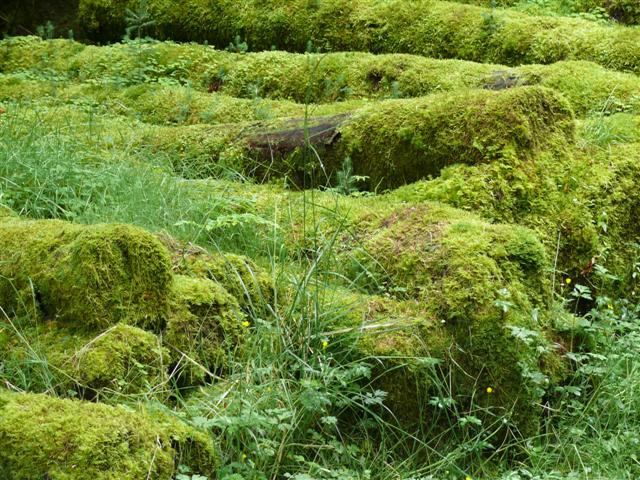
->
466, 476, 473, 480
565, 278, 572, 285
486, 387, 494, 394
242, 320, 250, 328
608, 303, 613, 310
322, 340, 329, 350
242, 453, 247, 461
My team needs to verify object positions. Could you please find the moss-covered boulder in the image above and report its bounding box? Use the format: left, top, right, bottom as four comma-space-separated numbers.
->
0, 390, 218, 479
166, 275, 245, 384
0, 322, 169, 399
0, 217, 173, 329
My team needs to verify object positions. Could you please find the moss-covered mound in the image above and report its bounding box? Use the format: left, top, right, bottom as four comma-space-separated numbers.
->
0, 323, 170, 399
321, 202, 560, 437
0, 217, 173, 329
0, 390, 218, 479
2, 37, 639, 116
166, 275, 245, 383
18, 0, 637, 73
389, 140, 640, 294
160, 235, 274, 312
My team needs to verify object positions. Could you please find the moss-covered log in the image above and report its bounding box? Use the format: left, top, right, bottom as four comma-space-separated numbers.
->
2, 37, 639, 116
456, 0, 640, 24
0, 390, 218, 479
21, 0, 639, 73
145, 86, 574, 189
0, 217, 173, 329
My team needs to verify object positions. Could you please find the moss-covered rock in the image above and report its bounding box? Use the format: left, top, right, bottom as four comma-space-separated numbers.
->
0, 217, 173, 329
318, 202, 559, 437
0, 322, 170, 399
0, 390, 218, 479
166, 275, 245, 384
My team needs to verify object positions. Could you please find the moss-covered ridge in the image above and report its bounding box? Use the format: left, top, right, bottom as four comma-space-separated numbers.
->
74, 85, 569, 189
456, 0, 640, 24
62, 0, 640, 73
2, 37, 639, 116
0, 390, 218, 479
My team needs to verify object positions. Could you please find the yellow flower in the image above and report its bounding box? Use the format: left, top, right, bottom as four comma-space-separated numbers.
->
466, 476, 473, 480
486, 387, 494, 394
608, 304, 613, 310
565, 278, 572, 285
242, 453, 247, 461
242, 320, 250, 328
322, 340, 329, 350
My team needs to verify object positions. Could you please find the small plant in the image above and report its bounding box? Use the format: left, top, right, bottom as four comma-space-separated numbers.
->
35, 21, 55, 40
125, 0, 156, 39
226, 35, 249, 53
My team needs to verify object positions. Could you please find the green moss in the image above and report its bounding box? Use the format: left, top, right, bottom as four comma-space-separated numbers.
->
65, 0, 640, 73
0, 217, 173, 330
344, 204, 552, 436
3, 37, 639, 116
0, 322, 169, 399
166, 275, 245, 384
158, 234, 274, 312
0, 390, 218, 479
136, 85, 575, 188
320, 201, 557, 436
337, 86, 574, 189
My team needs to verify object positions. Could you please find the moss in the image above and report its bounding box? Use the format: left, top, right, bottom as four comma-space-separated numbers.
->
343, 204, 552, 436
59, 0, 640, 74
165, 275, 245, 384
0, 322, 169, 399
133, 86, 575, 188
0, 217, 173, 330
3, 37, 639, 116
389, 138, 640, 296
336, 86, 574, 189
0, 390, 218, 479
320, 201, 558, 436
158, 234, 274, 312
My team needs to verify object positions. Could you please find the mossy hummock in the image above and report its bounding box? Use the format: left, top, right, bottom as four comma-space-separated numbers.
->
320, 202, 560, 438
0, 322, 170, 399
0, 217, 173, 329
166, 275, 245, 383
0, 390, 218, 479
